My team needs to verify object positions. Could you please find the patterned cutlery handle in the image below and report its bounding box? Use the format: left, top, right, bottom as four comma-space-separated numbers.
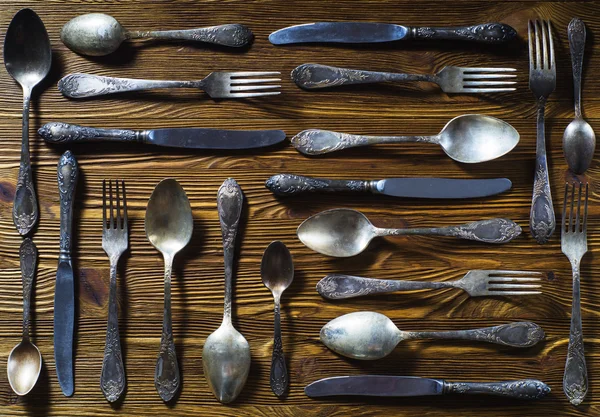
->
266, 174, 371, 195
57, 151, 78, 261
444, 379, 550, 399
39, 122, 145, 144
130, 24, 253, 47
409, 23, 517, 43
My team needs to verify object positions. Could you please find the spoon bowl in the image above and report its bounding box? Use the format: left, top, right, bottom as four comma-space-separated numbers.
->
7, 341, 42, 396
61, 13, 125, 56
563, 118, 596, 175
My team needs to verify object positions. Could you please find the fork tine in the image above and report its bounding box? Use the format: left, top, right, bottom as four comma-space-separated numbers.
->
109, 179, 114, 229
230, 84, 281, 92
583, 183, 588, 233
229, 71, 281, 78
562, 182, 569, 234
570, 182, 575, 232
528, 21, 534, 72
548, 20, 555, 70
461, 73, 517, 79
488, 283, 542, 290
487, 291, 543, 296
122, 180, 128, 231
463, 81, 517, 86
230, 78, 281, 85
541, 20, 549, 69
228, 91, 281, 98
576, 182, 582, 232
461, 67, 517, 73
488, 277, 543, 283
534, 20, 542, 69
486, 270, 544, 276
461, 88, 516, 93
102, 179, 107, 229
116, 179, 121, 230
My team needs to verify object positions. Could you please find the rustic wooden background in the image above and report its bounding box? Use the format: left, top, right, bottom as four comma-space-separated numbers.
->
0, 0, 598, 415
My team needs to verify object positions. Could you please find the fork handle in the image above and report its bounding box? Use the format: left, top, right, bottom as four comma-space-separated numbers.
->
39, 122, 148, 144
408, 23, 517, 43
127, 24, 253, 47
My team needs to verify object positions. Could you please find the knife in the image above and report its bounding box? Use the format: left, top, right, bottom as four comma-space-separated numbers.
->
38, 122, 286, 149
266, 174, 511, 199
305, 376, 550, 400
54, 150, 78, 397
269, 22, 517, 45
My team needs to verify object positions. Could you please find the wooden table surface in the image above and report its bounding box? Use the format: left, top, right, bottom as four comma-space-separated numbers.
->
0, 0, 598, 415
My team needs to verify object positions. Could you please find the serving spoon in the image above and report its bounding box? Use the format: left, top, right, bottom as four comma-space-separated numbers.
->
61, 13, 253, 56
321, 312, 545, 360
4, 9, 52, 236
297, 208, 521, 257
291, 114, 519, 163
145, 179, 193, 402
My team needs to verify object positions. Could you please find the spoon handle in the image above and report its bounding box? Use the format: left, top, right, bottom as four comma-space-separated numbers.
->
127, 24, 253, 47
568, 18, 586, 118
408, 23, 517, 43
266, 174, 371, 196
271, 297, 288, 396
19, 238, 37, 340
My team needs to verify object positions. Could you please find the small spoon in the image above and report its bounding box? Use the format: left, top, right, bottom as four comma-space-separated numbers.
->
291, 114, 519, 163
145, 179, 193, 402
321, 312, 545, 360
61, 13, 253, 56
7, 238, 41, 396
203, 179, 250, 404
261, 241, 294, 397
4, 9, 52, 236
563, 18, 595, 174
297, 208, 521, 257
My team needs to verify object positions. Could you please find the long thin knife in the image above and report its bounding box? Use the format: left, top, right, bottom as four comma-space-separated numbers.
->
305, 376, 550, 400
269, 22, 517, 45
54, 150, 78, 397
38, 122, 286, 149
266, 174, 511, 199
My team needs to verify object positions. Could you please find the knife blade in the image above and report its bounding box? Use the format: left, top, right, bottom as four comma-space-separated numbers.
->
54, 151, 78, 397
38, 122, 286, 149
266, 174, 511, 199
269, 22, 517, 44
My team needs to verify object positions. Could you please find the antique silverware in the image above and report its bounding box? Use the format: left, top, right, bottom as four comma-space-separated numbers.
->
563, 18, 595, 174
58, 72, 281, 99
291, 114, 519, 163
266, 174, 512, 199
305, 376, 550, 400
7, 238, 41, 396
298, 208, 521, 257
100, 180, 128, 403
203, 179, 250, 404
145, 179, 193, 401
562, 182, 589, 406
61, 13, 253, 56
4, 9, 52, 236
292, 64, 515, 93
54, 151, 78, 397
528, 20, 556, 244
39, 122, 286, 150
321, 311, 544, 360
261, 241, 294, 397
317, 270, 542, 300
269, 22, 517, 44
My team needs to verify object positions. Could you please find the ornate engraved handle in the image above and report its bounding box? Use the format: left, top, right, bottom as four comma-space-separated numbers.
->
20, 238, 37, 341
444, 379, 550, 399
39, 122, 145, 144
57, 151, 78, 261
128, 24, 253, 47
409, 23, 517, 43
568, 18, 586, 118
266, 174, 370, 196
270, 298, 288, 397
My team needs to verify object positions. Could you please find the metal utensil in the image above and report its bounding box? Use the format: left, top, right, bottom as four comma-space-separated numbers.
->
39, 122, 286, 150
298, 208, 521, 257
203, 179, 250, 404
61, 13, 253, 56
563, 18, 595, 174
562, 182, 588, 406
266, 174, 512, 199
4, 9, 52, 236
321, 311, 544, 360
317, 270, 542, 300
292, 63, 515, 93
291, 114, 519, 163
7, 238, 41, 396
261, 241, 294, 397
58, 72, 281, 99
528, 20, 556, 244
305, 375, 551, 400
100, 180, 128, 403
54, 151, 78, 397
145, 179, 193, 402
269, 22, 517, 44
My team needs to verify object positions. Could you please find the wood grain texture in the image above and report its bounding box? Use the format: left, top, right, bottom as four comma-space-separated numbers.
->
0, 0, 599, 415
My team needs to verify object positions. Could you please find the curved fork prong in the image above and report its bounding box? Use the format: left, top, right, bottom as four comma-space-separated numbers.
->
116, 179, 121, 230
487, 291, 542, 296
486, 270, 544, 276
570, 182, 575, 233
548, 20, 555, 70
487, 277, 543, 282
122, 180, 128, 231
102, 179, 107, 229
109, 179, 114, 229
534, 20, 542, 69
583, 183, 588, 233
528, 21, 534, 72
562, 183, 569, 234
576, 183, 582, 232
541, 20, 549, 70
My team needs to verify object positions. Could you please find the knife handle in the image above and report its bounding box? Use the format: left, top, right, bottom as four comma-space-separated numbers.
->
266, 174, 371, 196
40, 122, 146, 144
444, 379, 551, 399
57, 151, 78, 261
408, 23, 517, 43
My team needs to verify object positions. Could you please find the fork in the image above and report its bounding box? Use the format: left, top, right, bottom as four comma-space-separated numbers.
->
100, 180, 128, 403
529, 20, 556, 244
316, 270, 543, 300
58, 71, 281, 99
562, 182, 588, 406
291, 63, 516, 93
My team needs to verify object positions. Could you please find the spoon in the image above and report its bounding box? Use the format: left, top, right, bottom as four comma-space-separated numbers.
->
7, 238, 41, 396
4, 9, 52, 236
563, 18, 595, 174
291, 114, 519, 163
261, 241, 294, 397
321, 312, 545, 360
61, 13, 253, 56
145, 179, 193, 402
203, 179, 250, 404
297, 208, 521, 257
